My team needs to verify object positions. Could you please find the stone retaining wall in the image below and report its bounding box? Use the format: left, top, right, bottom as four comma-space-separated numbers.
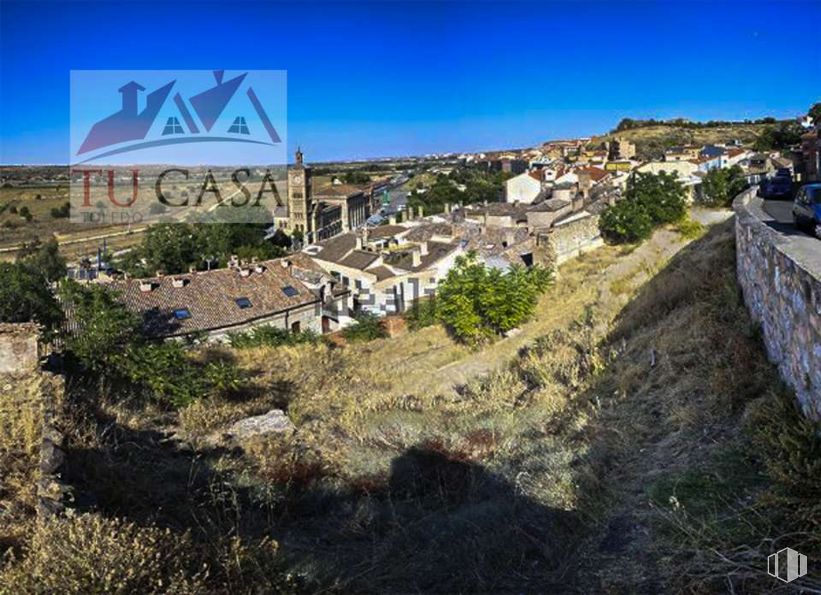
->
734, 189, 821, 420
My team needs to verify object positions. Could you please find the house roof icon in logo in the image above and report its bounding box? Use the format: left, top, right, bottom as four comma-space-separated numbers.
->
77, 70, 281, 158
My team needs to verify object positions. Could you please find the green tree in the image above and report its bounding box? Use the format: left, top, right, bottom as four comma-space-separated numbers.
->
59, 281, 140, 371
436, 253, 552, 345
17, 238, 66, 283
599, 171, 686, 244
700, 165, 748, 207
0, 262, 62, 332
140, 223, 201, 274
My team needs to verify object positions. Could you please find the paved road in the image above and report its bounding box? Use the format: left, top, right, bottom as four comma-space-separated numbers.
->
754, 195, 821, 276
762, 198, 794, 227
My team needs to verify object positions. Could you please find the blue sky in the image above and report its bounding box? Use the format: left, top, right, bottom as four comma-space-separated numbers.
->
1, 0, 820, 164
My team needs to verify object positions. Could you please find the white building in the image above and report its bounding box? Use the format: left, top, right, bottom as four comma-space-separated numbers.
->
505, 171, 544, 204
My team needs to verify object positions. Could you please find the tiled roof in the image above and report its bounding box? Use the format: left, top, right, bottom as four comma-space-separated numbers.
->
312, 233, 358, 263
109, 257, 327, 338
383, 241, 458, 272
576, 166, 610, 182
339, 250, 381, 270
367, 224, 409, 240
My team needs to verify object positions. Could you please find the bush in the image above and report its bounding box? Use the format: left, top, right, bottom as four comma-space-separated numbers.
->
599, 198, 654, 243
228, 325, 318, 349
436, 253, 552, 345
699, 165, 748, 207
0, 262, 63, 332
50, 202, 71, 218
0, 514, 203, 594
342, 312, 388, 342
599, 171, 686, 244
405, 297, 438, 331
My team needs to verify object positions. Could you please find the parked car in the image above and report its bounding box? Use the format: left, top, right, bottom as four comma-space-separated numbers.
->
759, 176, 793, 200
792, 183, 821, 238
775, 167, 792, 179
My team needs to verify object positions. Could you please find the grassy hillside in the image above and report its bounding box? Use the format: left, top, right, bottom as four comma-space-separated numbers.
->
2, 213, 818, 592
593, 123, 772, 160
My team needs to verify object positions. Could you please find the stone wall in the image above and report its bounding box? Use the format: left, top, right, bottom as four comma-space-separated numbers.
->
0, 323, 66, 516
540, 212, 604, 265
0, 322, 40, 374
734, 189, 821, 420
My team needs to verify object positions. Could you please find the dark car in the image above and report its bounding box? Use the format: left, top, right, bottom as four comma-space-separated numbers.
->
759, 176, 793, 200
775, 168, 792, 179
792, 183, 821, 238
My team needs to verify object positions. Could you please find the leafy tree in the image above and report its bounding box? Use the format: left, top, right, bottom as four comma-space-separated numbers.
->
18, 206, 32, 222
599, 199, 654, 243
0, 262, 62, 332
754, 122, 803, 151
140, 223, 201, 274
599, 171, 686, 244
343, 171, 371, 185
17, 238, 66, 283
700, 165, 748, 207
436, 253, 552, 345
59, 280, 140, 371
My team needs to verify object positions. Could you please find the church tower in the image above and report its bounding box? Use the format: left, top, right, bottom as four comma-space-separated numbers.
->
287, 147, 313, 239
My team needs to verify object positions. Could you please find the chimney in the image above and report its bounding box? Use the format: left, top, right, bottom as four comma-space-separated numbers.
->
416, 205, 424, 219
444, 203, 451, 214
172, 277, 186, 288
188, 265, 197, 274
355, 235, 363, 250
239, 267, 251, 277
412, 249, 421, 267
254, 263, 266, 274
389, 214, 397, 225
139, 280, 154, 292
419, 241, 428, 256
578, 171, 592, 199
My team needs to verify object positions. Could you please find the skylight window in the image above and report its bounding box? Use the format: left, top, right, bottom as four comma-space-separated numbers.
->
173, 308, 191, 320
235, 297, 252, 309
162, 117, 184, 135
228, 116, 250, 135
281, 285, 299, 297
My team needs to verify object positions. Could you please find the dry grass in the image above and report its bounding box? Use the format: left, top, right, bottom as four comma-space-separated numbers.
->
6, 211, 814, 592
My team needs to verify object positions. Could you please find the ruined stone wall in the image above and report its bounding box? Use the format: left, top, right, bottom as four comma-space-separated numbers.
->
0, 324, 66, 516
734, 189, 821, 420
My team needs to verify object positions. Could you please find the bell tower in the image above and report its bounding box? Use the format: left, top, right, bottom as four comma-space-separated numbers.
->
287, 147, 313, 238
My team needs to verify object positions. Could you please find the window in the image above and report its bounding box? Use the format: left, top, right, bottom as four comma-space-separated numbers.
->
235, 297, 252, 309
227, 116, 250, 135
291, 321, 301, 333
162, 117, 184, 135
173, 308, 191, 320
281, 285, 299, 297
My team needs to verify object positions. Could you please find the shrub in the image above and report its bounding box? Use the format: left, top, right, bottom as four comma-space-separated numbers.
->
405, 297, 438, 330
228, 325, 318, 349
0, 514, 203, 594
50, 202, 71, 218
599, 198, 654, 243
699, 165, 748, 207
0, 262, 63, 332
599, 171, 686, 244
342, 312, 388, 342
436, 253, 552, 345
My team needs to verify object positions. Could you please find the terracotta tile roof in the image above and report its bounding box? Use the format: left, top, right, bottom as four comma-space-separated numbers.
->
109, 257, 328, 338
576, 166, 609, 182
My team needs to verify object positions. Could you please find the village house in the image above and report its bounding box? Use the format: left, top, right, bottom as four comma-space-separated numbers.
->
505, 170, 547, 204
801, 126, 820, 182
304, 227, 463, 316
108, 253, 350, 340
